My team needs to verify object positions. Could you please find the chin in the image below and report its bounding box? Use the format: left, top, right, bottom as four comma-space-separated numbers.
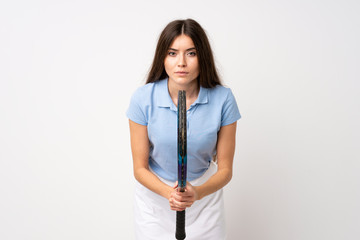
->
174, 79, 192, 85
173, 76, 194, 81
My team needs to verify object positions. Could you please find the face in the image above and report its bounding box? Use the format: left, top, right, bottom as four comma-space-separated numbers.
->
164, 34, 199, 87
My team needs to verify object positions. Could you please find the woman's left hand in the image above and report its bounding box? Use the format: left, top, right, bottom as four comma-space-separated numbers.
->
168, 182, 199, 211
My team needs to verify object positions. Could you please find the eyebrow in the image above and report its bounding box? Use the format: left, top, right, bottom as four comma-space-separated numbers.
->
168, 47, 196, 51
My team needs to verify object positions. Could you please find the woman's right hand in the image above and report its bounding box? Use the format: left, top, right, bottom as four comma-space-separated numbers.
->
169, 182, 184, 211
168, 181, 197, 211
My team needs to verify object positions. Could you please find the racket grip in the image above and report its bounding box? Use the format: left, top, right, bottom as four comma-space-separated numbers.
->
176, 210, 186, 240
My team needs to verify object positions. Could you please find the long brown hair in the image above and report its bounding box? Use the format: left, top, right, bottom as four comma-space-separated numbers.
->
146, 19, 222, 88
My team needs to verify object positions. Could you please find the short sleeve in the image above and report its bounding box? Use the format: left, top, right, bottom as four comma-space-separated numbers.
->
126, 89, 148, 126
221, 88, 241, 126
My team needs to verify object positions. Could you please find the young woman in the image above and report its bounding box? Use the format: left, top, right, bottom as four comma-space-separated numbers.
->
127, 19, 241, 240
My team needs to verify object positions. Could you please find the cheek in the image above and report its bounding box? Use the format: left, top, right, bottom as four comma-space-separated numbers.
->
192, 61, 200, 73
164, 58, 175, 70
191, 58, 199, 69
164, 59, 171, 73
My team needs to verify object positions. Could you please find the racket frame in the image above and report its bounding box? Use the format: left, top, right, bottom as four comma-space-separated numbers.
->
176, 90, 187, 240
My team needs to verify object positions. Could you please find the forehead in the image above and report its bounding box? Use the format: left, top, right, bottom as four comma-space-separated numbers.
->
169, 35, 195, 49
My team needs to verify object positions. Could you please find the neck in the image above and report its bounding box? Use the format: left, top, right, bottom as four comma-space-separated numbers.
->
168, 79, 200, 107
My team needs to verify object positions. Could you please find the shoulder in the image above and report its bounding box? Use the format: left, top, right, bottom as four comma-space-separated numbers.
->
131, 82, 155, 100
130, 79, 166, 101
205, 84, 241, 125
207, 85, 234, 102
128, 80, 167, 126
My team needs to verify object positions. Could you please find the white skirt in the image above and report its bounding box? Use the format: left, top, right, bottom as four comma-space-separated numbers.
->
134, 161, 226, 240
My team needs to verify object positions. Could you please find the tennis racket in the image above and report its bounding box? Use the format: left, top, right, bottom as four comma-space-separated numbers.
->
176, 90, 187, 240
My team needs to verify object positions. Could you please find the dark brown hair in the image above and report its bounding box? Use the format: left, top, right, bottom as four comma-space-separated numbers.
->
146, 19, 222, 88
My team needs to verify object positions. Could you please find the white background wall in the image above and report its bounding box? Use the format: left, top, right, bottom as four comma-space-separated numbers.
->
1, 0, 359, 239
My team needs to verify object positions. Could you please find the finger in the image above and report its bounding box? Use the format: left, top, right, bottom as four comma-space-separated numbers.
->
171, 206, 186, 211
170, 200, 192, 210
171, 197, 192, 209
176, 200, 193, 209
175, 195, 194, 203
184, 184, 195, 191
171, 198, 184, 206
172, 194, 182, 201
173, 193, 195, 203
176, 191, 195, 199
175, 189, 195, 198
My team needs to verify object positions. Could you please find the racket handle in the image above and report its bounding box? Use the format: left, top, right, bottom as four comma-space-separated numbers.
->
176, 210, 186, 240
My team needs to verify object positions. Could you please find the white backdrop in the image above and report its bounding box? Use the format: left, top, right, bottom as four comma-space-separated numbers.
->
1, 0, 359, 239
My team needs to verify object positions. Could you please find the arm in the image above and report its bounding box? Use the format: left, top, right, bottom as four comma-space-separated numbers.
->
129, 120, 174, 200
170, 121, 237, 208
194, 121, 236, 199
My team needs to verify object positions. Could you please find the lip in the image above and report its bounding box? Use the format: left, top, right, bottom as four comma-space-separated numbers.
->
175, 71, 189, 75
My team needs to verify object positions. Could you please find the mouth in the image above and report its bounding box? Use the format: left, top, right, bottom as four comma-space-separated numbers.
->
175, 71, 189, 75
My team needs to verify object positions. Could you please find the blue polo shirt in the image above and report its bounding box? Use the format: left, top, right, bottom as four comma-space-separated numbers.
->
127, 78, 241, 181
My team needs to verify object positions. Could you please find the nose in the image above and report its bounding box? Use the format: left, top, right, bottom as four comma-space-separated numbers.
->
177, 54, 186, 67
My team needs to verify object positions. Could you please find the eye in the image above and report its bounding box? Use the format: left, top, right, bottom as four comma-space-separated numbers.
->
168, 51, 176, 56
187, 51, 197, 56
